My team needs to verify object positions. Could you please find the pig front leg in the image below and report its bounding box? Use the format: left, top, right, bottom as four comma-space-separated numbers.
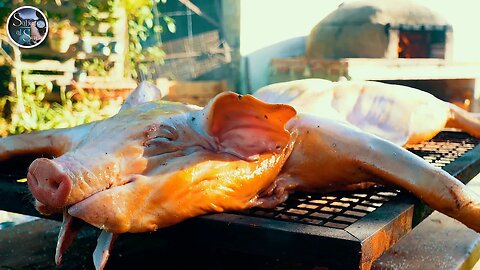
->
355, 129, 480, 232
0, 123, 92, 161
284, 115, 480, 232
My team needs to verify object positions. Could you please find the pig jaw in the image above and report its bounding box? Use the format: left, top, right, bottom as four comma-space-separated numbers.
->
67, 150, 292, 234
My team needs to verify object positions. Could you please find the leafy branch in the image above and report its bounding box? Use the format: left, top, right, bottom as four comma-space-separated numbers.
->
122, 0, 174, 78
0, 77, 122, 136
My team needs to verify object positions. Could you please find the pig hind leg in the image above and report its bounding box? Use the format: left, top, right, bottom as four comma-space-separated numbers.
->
446, 103, 480, 138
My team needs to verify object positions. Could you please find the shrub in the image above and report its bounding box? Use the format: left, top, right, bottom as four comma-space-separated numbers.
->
0, 79, 122, 136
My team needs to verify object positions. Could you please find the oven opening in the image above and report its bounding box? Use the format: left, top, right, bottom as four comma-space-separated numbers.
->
398, 29, 446, 59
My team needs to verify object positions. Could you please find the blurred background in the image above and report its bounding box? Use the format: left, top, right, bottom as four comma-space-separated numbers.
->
1, 0, 480, 136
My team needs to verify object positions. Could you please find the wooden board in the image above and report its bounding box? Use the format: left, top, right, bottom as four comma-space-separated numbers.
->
162, 80, 228, 106
270, 57, 480, 83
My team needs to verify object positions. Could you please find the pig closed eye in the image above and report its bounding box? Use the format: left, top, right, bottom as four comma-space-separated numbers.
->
143, 126, 180, 155
144, 136, 181, 156
158, 125, 178, 141
144, 125, 178, 144
146, 137, 173, 145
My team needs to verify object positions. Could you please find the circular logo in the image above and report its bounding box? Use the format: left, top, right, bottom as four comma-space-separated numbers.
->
6, 6, 49, 49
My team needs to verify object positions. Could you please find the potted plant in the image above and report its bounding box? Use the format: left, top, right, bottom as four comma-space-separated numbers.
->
48, 20, 76, 53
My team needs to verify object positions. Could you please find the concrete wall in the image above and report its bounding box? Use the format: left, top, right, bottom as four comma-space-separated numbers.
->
240, 0, 480, 92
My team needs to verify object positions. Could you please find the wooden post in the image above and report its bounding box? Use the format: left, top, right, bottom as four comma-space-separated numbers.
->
112, 6, 127, 79
385, 29, 400, 59
220, 0, 242, 93
13, 47, 24, 114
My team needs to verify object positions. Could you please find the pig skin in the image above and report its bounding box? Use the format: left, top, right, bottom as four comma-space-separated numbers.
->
1, 80, 480, 269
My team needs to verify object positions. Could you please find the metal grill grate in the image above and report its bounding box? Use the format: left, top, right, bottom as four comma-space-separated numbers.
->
245, 131, 480, 229
247, 187, 399, 229
409, 132, 480, 167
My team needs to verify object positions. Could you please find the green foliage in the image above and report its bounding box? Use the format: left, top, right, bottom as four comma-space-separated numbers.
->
73, 0, 118, 36
73, 0, 173, 78
70, 0, 175, 78
1, 0, 172, 79
0, 1, 174, 136
82, 58, 111, 77
0, 78, 122, 137
122, 0, 170, 78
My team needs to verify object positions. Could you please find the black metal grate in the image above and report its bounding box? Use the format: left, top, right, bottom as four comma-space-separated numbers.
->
409, 131, 480, 168
245, 131, 480, 229
246, 187, 399, 229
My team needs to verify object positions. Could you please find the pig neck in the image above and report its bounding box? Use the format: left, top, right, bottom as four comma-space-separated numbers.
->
147, 149, 295, 226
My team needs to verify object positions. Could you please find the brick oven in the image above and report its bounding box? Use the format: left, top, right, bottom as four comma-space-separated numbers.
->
271, 0, 480, 111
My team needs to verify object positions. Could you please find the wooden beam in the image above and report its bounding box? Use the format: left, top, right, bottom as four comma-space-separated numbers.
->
21, 59, 76, 73
177, 0, 220, 28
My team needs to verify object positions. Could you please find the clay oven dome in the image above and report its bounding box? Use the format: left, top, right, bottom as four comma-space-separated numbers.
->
306, 0, 452, 59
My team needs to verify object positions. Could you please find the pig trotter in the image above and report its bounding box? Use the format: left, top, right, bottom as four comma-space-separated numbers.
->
93, 230, 118, 270
55, 212, 83, 265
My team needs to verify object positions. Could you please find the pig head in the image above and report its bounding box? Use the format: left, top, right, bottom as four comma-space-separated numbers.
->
27, 84, 296, 234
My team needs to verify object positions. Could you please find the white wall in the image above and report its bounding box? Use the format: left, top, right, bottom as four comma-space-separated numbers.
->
240, 0, 480, 92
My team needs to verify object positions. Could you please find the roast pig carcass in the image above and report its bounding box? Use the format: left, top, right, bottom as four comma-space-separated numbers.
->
1, 80, 480, 269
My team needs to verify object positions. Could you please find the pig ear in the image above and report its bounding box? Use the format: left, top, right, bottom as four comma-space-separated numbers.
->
120, 81, 168, 111
204, 92, 297, 160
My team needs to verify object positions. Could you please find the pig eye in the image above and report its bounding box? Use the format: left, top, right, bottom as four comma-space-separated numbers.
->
156, 125, 178, 141
144, 125, 178, 147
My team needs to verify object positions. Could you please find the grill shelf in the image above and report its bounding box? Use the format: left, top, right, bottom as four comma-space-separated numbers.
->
1, 131, 480, 269
246, 187, 399, 229
242, 131, 480, 230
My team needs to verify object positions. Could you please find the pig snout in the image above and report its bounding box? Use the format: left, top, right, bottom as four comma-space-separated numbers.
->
27, 158, 72, 209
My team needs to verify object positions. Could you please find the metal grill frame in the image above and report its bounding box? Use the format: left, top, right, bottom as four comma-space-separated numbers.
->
1, 131, 480, 269
190, 131, 480, 269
